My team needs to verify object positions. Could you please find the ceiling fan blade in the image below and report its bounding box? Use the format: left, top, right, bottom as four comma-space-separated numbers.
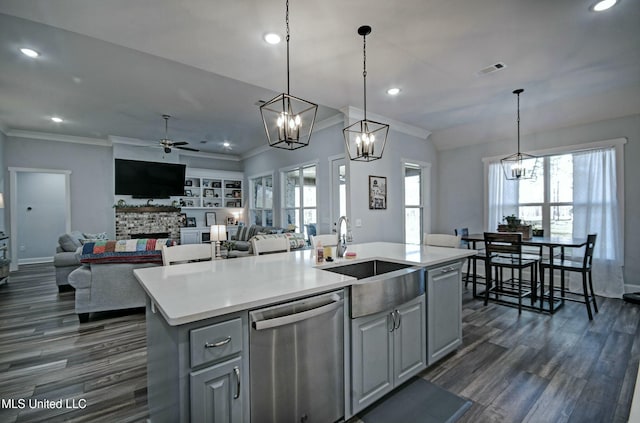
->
176, 146, 200, 152
171, 141, 189, 146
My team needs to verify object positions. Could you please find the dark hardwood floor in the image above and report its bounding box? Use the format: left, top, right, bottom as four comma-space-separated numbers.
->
1, 263, 638, 422
0, 264, 148, 423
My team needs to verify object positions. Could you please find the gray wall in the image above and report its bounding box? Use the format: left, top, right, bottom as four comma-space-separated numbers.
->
348, 128, 437, 243
5, 136, 114, 237
434, 113, 640, 286
4, 137, 246, 243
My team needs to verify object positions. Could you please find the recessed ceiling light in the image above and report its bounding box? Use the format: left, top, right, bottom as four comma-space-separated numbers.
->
387, 88, 401, 95
591, 0, 617, 11
264, 33, 281, 45
51, 117, 63, 123
20, 48, 39, 58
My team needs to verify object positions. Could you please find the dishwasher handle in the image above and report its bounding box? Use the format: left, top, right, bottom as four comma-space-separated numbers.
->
253, 294, 343, 331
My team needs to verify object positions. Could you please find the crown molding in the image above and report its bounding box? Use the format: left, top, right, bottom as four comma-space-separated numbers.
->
340, 106, 432, 140
241, 143, 271, 160
110, 135, 242, 161
314, 113, 345, 131
7, 129, 111, 146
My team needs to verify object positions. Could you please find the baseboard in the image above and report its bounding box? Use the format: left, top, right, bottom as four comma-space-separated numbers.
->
625, 284, 640, 293
17, 257, 53, 265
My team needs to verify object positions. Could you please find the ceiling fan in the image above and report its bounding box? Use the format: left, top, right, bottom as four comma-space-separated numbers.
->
157, 114, 199, 153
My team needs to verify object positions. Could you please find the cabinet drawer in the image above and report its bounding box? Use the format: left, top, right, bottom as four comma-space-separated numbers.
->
191, 318, 242, 368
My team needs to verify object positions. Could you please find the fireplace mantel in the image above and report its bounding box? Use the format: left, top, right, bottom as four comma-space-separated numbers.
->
115, 206, 181, 213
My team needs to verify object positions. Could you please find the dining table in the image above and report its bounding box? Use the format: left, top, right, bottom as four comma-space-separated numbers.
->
462, 233, 589, 313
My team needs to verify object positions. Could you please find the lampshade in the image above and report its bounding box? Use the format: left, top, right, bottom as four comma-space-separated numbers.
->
210, 225, 227, 242
501, 89, 540, 180
343, 25, 389, 162
259, 0, 318, 150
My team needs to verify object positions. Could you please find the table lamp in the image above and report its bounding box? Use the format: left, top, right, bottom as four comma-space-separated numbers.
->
210, 225, 227, 259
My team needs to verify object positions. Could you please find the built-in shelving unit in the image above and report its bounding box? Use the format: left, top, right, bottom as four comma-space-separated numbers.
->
182, 170, 243, 210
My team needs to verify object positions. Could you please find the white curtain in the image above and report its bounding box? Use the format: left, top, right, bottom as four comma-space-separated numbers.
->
487, 162, 519, 231
571, 148, 624, 298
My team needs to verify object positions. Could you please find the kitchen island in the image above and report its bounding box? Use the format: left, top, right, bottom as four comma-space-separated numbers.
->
134, 242, 476, 422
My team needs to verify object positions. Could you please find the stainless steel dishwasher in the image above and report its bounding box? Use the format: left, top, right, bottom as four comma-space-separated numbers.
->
249, 290, 344, 423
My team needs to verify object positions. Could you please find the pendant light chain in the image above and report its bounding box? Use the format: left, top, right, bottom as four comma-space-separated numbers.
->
516, 90, 521, 154
362, 32, 367, 120
286, 0, 290, 95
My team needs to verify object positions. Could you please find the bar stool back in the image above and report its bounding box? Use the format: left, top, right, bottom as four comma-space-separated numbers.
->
484, 232, 540, 313
455, 227, 489, 297
540, 234, 598, 319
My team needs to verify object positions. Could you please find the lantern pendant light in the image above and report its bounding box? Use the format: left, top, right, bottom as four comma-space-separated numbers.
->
343, 25, 389, 162
260, 0, 317, 150
501, 89, 540, 180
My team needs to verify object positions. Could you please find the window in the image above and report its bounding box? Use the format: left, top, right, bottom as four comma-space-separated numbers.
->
487, 144, 624, 297
282, 164, 317, 237
249, 174, 273, 226
404, 163, 422, 244
514, 154, 574, 238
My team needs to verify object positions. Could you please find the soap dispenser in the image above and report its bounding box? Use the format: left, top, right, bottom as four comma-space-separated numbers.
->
316, 241, 324, 264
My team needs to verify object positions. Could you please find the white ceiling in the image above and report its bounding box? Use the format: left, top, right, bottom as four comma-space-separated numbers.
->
0, 0, 639, 156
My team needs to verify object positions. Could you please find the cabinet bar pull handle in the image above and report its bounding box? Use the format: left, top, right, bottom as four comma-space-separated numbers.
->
233, 366, 240, 399
204, 336, 231, 348
389, 312, 395, 332
440, 266, 456, 273
394, 310, 402, 330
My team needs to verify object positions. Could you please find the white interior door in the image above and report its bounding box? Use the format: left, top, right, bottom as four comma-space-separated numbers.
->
9, 168, 71, 270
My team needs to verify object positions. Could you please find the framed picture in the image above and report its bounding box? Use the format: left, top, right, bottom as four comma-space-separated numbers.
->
227, 217, 235, 225
185, 180, 193, 187
369, 175, 387, 210
204, 188, 214, 197
205, 212, 217, 226
185, 217, 197, 227
178, 213, 187, 227
184, 189, 192, 197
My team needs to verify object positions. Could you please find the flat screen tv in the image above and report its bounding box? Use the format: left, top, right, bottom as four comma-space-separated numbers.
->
115, 159, 186, 198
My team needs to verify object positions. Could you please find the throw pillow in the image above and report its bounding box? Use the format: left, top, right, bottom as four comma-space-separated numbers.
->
58, 232, 83, 252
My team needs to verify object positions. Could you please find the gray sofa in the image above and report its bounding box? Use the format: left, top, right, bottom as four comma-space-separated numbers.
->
53, 231, 84, 291
66, 237, 169, 322
231, 225, 284, 251
68, 262, 157, 323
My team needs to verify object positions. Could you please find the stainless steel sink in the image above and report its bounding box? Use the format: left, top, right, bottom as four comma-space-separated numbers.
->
322, 260, 424, 318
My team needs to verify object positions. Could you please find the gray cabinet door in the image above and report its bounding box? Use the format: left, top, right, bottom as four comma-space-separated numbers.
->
190, 356, 243, 423
351, 310, 394, 413
394, 295, 426, 384
427, 262, 462, 365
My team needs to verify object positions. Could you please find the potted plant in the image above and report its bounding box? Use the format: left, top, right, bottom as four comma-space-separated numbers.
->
502, 214, 522, 230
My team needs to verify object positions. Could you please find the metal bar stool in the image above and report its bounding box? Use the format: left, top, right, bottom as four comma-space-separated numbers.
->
540, 234, 598, 320
483, 232, 540, 314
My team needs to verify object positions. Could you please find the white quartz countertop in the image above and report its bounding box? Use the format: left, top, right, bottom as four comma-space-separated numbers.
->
134, 242, 476, 326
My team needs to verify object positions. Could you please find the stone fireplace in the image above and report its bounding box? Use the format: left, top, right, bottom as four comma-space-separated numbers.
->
115, 206, 182, 241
